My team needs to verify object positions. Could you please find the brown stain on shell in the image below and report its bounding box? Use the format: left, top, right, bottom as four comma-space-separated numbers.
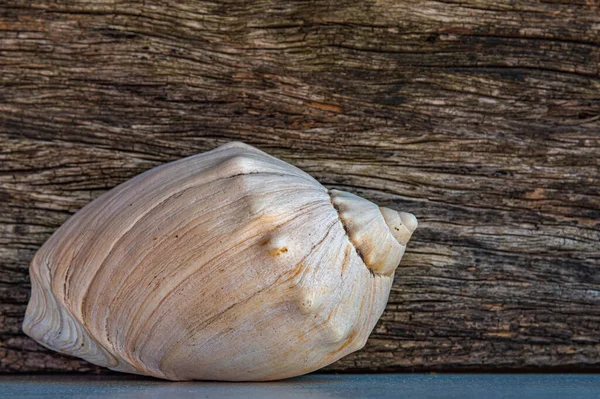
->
268, 246, 288, 256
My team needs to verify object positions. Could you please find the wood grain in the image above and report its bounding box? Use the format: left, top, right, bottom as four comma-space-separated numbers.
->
1, 0, 599, 373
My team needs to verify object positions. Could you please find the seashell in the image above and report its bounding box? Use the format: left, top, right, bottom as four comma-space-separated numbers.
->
23, 142, 417, 381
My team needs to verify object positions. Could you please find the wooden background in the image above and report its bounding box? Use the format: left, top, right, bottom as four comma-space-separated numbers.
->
1, 0, 599, 373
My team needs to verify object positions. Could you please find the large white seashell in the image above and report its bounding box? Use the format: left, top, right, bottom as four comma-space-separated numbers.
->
23, 142, 417, 381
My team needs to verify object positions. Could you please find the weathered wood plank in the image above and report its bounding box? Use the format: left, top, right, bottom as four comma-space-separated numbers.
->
1, 0, 599, 372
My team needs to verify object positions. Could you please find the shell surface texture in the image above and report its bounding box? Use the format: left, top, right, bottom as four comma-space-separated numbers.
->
23, 142, 417, 381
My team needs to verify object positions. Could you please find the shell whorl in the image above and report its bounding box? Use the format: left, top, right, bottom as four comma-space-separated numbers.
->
22, 142, 418, 381
330, 189, 417, 276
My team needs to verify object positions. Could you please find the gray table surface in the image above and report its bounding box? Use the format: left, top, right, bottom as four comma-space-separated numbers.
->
1, 373, 599, 398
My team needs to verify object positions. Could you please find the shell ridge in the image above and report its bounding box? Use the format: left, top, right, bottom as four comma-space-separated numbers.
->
226, 143, 322, 186
215, 144, 323, 188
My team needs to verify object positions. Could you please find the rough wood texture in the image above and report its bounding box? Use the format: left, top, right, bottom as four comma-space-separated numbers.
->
1, 0, 599, 373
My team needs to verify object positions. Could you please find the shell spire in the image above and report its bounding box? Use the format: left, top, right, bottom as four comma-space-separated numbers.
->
330, 189, 417, 276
